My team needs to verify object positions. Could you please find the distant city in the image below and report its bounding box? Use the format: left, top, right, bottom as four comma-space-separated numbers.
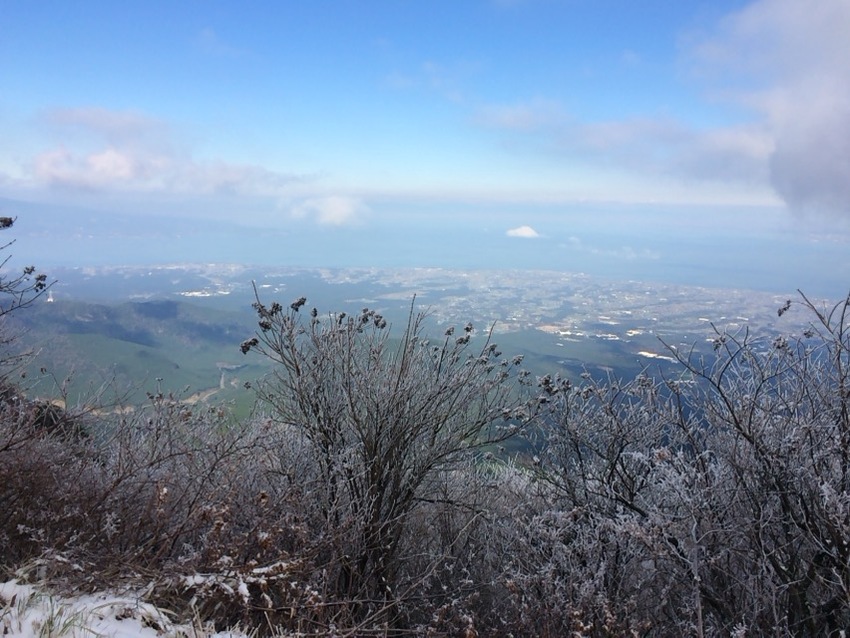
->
40, 262, 817, 364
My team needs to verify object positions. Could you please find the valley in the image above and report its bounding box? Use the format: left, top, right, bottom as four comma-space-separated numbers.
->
5, 263, 816, 414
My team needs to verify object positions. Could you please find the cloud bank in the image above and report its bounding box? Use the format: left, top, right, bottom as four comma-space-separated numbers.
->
477, 0, 850, 218
475, 102, 773, 199
23, 107, 307, 212
691, 0, 850, 217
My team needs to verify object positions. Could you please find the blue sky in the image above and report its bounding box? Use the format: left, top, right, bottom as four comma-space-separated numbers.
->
1, 0, 849, 293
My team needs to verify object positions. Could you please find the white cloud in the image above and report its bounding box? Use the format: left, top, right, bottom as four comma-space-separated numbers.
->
25, 107, 305, 201
477, 100, 772, 188
292, 196, 367, 226
506, 225, 540, 238
87, 148, 137, 180
689, 0, 850, 216
33, 146, 152, 188
13, 108, 366, 229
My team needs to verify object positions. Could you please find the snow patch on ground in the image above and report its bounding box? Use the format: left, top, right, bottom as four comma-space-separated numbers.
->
0, 580, 244, 638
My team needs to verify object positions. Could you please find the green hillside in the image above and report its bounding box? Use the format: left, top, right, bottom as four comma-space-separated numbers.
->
11, 298, 270, 416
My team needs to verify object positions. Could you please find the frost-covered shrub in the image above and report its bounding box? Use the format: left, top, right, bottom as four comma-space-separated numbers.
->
497, 292, 850, 636
242, 294, 535, 630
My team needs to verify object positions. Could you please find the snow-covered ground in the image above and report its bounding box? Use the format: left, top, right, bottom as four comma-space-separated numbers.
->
0, 580, 244, 638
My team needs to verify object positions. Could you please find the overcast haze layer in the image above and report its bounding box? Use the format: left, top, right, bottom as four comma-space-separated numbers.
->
1, 0, 849, 296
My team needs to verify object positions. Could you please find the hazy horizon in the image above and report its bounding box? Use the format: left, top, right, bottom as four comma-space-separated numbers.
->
3, 195, 846, 300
